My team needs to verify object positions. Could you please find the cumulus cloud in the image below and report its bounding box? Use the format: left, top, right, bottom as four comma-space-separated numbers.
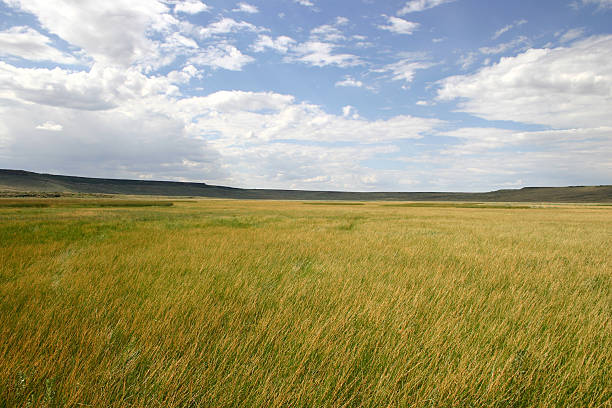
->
397, 0, 455, 15
172, 0, 209, 14
438, 126, 612, 155
183, 94, 440, 144
437, 35, 612, 128
212, 143, 408, 191
335, 76, 364, 87
0, 26, 78, 64
287, 41, 362, 67
178, 90, 294, 113
3, 0, 176, 66
2, 0, 607, 191
423, 126, 612, 188
294, 0, 314, 7
0, 59, 443, 189
232, 2, 258, 13
251, 35, 296, 53
35, 121, 63, 131
198, 17, 263, 38
310, 18, 348, 42
378, 16, 419, 35
189, 45, 254, 71
342, 105, 359, 118
1, 98, 225, 182
0, 62, 179, 110
279, 17, 362, 67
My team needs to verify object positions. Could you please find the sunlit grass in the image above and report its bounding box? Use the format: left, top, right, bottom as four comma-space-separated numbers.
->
0, 199, 173, 208
0, 200, 610, 407
382, 202, 532, 209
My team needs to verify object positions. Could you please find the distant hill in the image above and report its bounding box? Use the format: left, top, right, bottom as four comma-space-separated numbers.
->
1, 169, 611, 202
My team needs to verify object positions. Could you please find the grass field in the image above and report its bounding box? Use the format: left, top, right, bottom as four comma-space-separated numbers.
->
0, 199, 610, 407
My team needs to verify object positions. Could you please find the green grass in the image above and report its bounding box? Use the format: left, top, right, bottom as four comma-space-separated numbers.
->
383, 202, 532, 209
0, 199, 610, 407
0, 199, 173, 208
303, 202, 365, 206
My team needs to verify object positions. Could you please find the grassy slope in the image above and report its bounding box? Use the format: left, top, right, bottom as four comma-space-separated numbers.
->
2, 169, 611, 202
1, 199, 610, 407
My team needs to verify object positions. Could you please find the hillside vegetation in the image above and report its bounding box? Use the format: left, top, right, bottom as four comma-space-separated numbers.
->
2, 169, 611, 202
1, 199, 610, 406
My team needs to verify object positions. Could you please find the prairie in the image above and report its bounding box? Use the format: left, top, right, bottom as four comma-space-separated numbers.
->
0, 199, 610, 407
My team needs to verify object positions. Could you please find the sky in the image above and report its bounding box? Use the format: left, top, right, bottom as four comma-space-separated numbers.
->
0, 0, 611, 191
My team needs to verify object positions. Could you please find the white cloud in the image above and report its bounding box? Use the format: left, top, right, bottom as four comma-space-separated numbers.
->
177, 94, 440, 189
377, 54, 434, 83
173, 0, 209, 14
35, 121, 63, 131
198, 17, 262, 38
163, 92, 441, 165
335, 76, 364, 87
342, 105, 359, 118
397, 0, 455, 15
232, 2, 258, 13
492, 25, 513, 40
378, 16, 419, 35
383, 125, 612, 190
0, 62, 178, 110
0, 57, 444, 189
3, 54, 607, 190
179, 90, 294, 113
457, 52, 477, 70
559, 28, 585, 43
166, 64, 199, 84
2, 0, 607, 191
190, 44, 254, 71
385, 60, 433, 82
438, 127, 612, 154
310, 23, 346, 42
0, 26, 78, 64
492, 19, 527, 40
3, 0, 176, 66
335, 16, 349, 25
251, 35, 296, 53
164, 32, 198, 49
432, 127, 612, 187
287, 41, 362, 67
437, 35, 612, 128
212, 143, 409, 191
310, 17, 349, 43
573, 0, 612, 9
184, 94, 440, 144
294, 0, 314, 7
479, 36, 530, 55
1, 97, 225, 182
279, 17, 365, 66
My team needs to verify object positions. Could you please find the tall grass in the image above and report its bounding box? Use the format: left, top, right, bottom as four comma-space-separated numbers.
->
0, 200, 610, 407
0, 199, 173, 208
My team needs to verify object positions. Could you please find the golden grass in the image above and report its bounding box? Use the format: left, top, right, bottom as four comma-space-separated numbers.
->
0, 198, 173, 208
0, 200, 610, 407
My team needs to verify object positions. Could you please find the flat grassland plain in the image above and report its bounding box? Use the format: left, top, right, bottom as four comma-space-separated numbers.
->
0, 198, 610, 407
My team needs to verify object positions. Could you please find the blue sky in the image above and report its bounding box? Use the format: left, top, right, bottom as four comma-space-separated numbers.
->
0, 0, 611, 191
